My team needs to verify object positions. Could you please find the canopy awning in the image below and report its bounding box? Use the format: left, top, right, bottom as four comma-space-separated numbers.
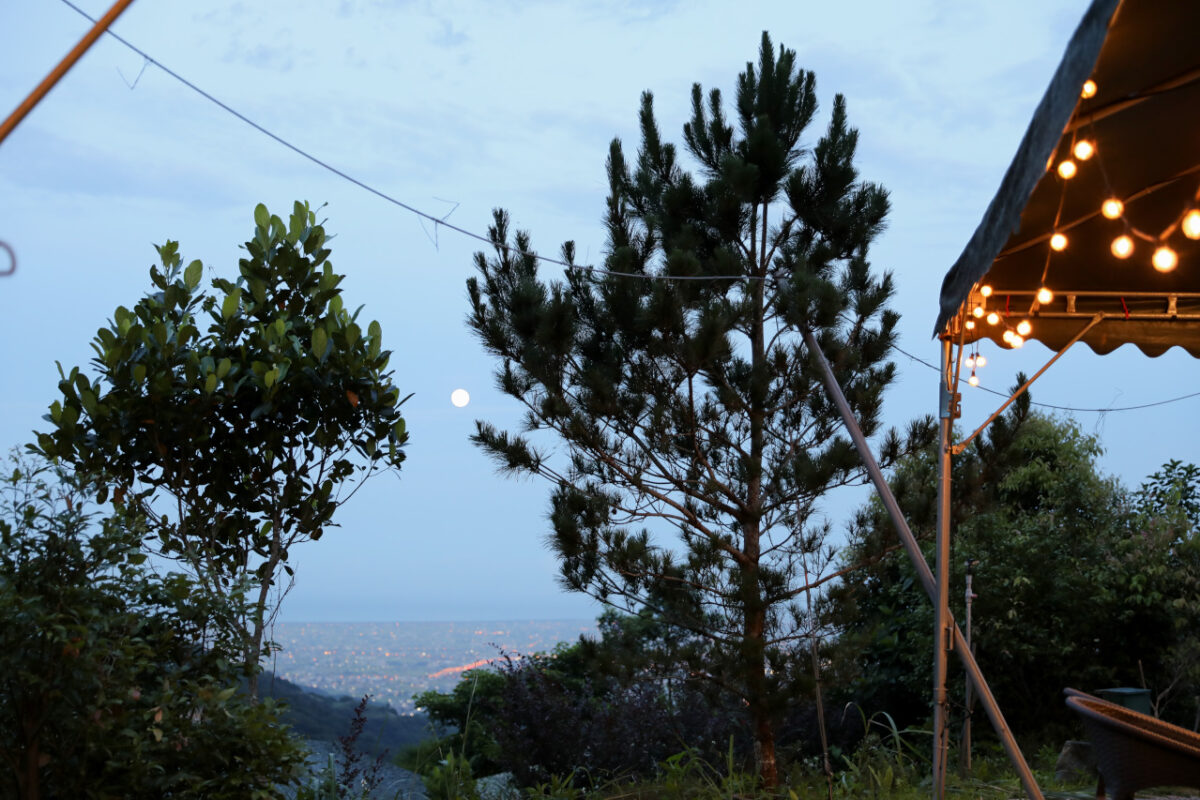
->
936, 0, 1200, 358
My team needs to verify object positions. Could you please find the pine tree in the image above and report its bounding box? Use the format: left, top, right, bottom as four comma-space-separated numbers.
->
467, 32, 913, 786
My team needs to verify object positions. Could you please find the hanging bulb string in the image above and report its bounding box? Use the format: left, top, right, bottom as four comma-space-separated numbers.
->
1156, 180, 1200, 241
1029, 126, 1081, 320
995, 163, 1200, 260
1065, 65, 1200, 136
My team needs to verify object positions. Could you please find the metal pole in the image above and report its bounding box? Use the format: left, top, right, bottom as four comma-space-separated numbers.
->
933, 338, 953, 800
961, 558, 979, 776
801, 328, 1043, 800
0, 0, 137, 147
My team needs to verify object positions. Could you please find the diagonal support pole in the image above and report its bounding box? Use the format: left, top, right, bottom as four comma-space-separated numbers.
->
802, 327, 1043, 800
0, 0, 137, 147
952, 314, 1102, 454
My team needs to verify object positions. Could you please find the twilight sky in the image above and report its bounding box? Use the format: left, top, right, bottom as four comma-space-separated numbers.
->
2, 0, 1196, 622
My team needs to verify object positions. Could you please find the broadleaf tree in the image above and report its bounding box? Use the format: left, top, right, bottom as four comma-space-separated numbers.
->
0, 452, 308, 799
466, 33, 926, 785
830, 389, 1200, 734
37, 201, 410, 696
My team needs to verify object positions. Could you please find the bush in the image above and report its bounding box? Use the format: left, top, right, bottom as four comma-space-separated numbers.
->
0, 454, 307, 799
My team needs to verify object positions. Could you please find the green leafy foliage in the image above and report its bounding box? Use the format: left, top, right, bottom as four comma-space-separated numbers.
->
0, 453, 307, 799
405, 609, 865, 792
401, 667, 506, 779
466, 32, 927, 787
831, 384, 1200, 735
35, 201, 410, 693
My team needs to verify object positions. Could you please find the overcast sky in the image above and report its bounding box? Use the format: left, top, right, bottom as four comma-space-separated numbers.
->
2, 0, 1196, 623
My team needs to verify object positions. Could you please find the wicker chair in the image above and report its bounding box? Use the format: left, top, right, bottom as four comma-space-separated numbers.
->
1065, 694, 1200, 800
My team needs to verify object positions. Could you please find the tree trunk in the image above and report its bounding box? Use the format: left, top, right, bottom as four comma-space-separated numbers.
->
754, 705, 779, 788
19, 741, 41, 800
742, 573, 778, 787
245, 523, 282, 700
744, 199, 778, 788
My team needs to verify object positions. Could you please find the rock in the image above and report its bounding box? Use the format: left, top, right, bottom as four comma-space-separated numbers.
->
1055, 739, 1098, 783
476, 772, 520, 800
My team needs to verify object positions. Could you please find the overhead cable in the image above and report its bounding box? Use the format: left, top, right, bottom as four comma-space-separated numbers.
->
890, 342, 1200, 414
57, 0, 751, 282
49, 2, 1200, 418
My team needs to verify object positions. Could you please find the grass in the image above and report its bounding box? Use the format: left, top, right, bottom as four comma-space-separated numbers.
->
518, 715, 1099, 800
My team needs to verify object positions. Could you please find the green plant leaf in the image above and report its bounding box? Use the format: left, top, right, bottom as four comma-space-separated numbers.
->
184, 259, 203, 290
222, 290, 241, 321
312, 327, 327, 360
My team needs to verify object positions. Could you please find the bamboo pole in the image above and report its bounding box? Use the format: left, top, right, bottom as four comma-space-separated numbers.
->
801, 327, 1044, 800
0, 0, 137, 147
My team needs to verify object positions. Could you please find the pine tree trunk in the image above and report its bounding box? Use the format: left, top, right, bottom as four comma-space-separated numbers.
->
744, 596, 779, 787
754, 703, 779, 788
744, 201, 778, 788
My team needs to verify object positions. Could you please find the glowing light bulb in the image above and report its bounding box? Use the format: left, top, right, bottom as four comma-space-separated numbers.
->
1111, 235, 1134, 259
975, 355, 987, 367
1057, 160, 1077, 179
1010, 334, 1024, 349
1050, 232, 1068, 251
1081, 80, 1097, 98
968, 374, 980, 387
1101, 198, 1124, 219
1183, 209, 1200, 240
1016, 320, 1032, 336
1002, 329, 1014, 344
965, 319, 976, 330
972, 306, 985, 319
1073, 140, 1095, 161
986, 311, 1000, 326
1036, 287, 1053, 304
1152, 245, 1178, 273
980, 285, 993, 298
965, 356, 975, 368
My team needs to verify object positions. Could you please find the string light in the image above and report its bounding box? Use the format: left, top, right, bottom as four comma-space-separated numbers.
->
968, 373, 980, 386
975, 355, 986, 367
1152, 245, 1178, 273
1111, 235, 1134, 259
1183, 210, 1200, 240
965, 355, 975, 368
961, 70, 1197, 339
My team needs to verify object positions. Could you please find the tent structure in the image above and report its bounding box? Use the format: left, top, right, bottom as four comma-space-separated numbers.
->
810, 2, 1200, 799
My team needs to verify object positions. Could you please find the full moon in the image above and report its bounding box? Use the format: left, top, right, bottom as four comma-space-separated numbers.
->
450, 389, 470, 408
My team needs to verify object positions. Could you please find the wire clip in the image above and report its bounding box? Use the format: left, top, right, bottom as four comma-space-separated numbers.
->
0, 241, 15, 277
